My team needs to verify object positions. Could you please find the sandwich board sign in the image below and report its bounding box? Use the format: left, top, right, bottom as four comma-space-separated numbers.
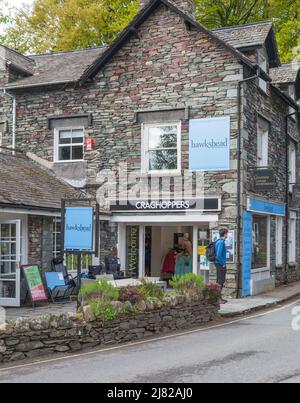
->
22, 265, 47, 304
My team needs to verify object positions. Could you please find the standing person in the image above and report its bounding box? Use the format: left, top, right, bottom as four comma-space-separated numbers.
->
215, 228, 229, 304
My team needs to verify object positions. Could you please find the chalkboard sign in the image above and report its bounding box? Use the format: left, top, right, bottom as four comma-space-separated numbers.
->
22, 265, 47, 303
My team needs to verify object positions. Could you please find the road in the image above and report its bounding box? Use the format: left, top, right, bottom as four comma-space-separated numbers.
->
1, 300, 300, 383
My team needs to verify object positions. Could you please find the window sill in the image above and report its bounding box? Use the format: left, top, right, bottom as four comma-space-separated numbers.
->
140, 171, 182, 178
54, 160, 85, 164
288, 262, 297, 267
251, 267, 270, 274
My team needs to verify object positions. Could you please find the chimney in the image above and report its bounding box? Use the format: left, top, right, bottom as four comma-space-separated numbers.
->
139, 0, 195, 18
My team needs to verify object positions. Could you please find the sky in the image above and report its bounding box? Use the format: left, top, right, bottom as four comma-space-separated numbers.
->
5, 0, 33, 7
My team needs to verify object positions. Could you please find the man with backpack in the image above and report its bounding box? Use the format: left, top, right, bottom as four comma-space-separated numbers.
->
206, 228, 229, 304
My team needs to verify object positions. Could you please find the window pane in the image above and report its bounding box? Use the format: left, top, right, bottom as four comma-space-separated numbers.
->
72, 136, 84, 144
148, 126, 177, 149
253, 216, 268, 269
0, 280, 16, 298
59, 131, 72, 144
72, 146, 84, 160
59, 146, 71, 161
72, 129, 84, 138
149, 149, 178, 171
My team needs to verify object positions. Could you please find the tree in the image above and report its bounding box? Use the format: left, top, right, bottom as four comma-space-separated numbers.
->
2, 0, 139, 54
269, 0, 300, 62
195, 0, 269, 28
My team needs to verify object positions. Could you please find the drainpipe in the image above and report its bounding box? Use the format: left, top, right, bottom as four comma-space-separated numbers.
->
236, 68, 263, 299
0, 88, 16, 155
285, 111, 300, 285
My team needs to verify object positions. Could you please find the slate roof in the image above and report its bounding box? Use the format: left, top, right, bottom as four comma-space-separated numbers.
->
5, 46, 107, 89
0, 152, 81, 211
270, 63, 300, 84
0, 45, 35, 75
212, 21, 274, 49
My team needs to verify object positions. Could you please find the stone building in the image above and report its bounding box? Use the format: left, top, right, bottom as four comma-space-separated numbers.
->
0, 150, 80, 306
0, 0, 300, 298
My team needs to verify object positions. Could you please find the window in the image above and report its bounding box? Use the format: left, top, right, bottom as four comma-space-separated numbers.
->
252, 215, 268, 270
142, 123, 181, 174
276, 217, 283, 266
53, 218, 62, 258
288, 211, 297, 264
288, 85, 296, 117
258, 49, 268, 92
54, 128, 84, 162
257, 117, 269, 167
289, 142, 296, 192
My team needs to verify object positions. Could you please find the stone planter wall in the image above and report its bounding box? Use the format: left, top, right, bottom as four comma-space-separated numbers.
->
0, 299, 219, 363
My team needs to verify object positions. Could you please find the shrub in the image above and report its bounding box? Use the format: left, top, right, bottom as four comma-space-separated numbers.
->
119, 286, 144, 304
89, 300, 118, 322
170, 273, 204, 296
79, 279, 119, 304
137, 279, 164, 301
203, 283, 222, 303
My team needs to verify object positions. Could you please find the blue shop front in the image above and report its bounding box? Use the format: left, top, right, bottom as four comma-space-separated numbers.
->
242, 198, 286, 296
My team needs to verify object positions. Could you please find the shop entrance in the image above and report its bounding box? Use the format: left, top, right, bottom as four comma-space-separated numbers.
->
0, 220, 21, 307
119, 222, 211, 281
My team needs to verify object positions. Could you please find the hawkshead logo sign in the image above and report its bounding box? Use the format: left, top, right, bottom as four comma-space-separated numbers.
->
64, 207, 94, 251
189, 117, 231, 171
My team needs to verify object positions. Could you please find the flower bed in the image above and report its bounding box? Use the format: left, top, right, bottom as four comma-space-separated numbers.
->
0, 275, 220, 363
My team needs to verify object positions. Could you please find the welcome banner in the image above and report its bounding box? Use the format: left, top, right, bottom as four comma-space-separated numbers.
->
189, 117, 231, 171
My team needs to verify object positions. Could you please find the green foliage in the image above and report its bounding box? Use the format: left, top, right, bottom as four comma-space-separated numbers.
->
89, 300, 118, 321
119, 286, 144, 304
137, 279, 164, 301
203, 282, 222, 303
170, 273, 204, 296
79, 279, 119, 303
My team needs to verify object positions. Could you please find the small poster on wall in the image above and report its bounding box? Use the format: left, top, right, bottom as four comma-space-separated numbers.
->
212, 230, 235, 264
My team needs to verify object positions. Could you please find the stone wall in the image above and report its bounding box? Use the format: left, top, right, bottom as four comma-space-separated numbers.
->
28, 215, 54, 273
0, 298, 219, 363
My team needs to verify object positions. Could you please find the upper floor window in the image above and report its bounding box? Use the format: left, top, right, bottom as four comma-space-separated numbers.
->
54, 128, 84, 162
258, 49, 268, 93
289, 141, 296, 192
257, 117, 269, 167
141, 122, 181, 174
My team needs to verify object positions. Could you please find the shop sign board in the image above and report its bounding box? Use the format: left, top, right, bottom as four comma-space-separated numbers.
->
253, 169, 275, 192
247, 199, 285, 217
126, 226, 139, 278
212, 230, 235, 264
242, 212, 253, 297
189, 116, 230, 171
22, 265, 47, 303
64, 206, 94, 251
110, 198, 221, 213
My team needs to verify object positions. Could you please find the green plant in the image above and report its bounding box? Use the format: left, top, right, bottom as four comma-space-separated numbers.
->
89, 300, 118, 322
119, 286, 144, 304
137, 279, 164, 301
79, 279, 119, 303
170, 273, 204, 296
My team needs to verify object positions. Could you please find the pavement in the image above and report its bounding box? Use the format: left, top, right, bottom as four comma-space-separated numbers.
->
220, 282, 300, 317
1, 298, 300, 383
4, 281, 300, 322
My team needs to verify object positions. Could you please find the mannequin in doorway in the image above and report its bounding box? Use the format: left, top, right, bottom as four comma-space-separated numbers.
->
175, 248, 193, 277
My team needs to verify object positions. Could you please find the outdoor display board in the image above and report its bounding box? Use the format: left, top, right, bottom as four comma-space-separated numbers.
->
64, 206, 94, 251
22, 265, 47, 302
189, 116, 230, 171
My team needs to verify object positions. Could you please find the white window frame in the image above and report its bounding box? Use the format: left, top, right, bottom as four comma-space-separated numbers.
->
288, 85, 296, 117
276, 216, 283, 266
257, 118, 269, 167
54, 127, 85, 163
288, 211, 297, 264
289, 142, 296, 192
141, 122, 181, 175
258, 49, 268, 93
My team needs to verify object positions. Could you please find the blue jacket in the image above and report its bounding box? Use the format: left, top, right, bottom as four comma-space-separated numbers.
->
215, 238, 227, 266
